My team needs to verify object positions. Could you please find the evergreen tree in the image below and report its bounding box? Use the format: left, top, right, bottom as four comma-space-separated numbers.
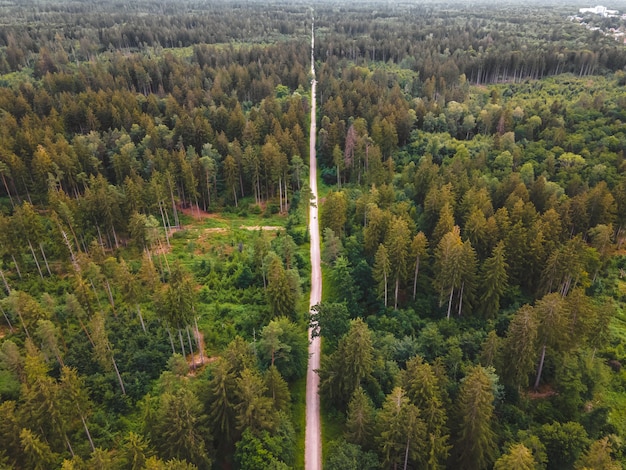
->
494, 444, 536, 470
534, 293, 569, 390
502, 305, 538, 390
345, 387, 376, 450
453, 366, 497, 470
266, 256, 296, 319
376, 387, 427, 470
319, 318, 375, 409
373, 244, 390, 308
478, 241, 508, 318
401, 355, 450, 469
385, 216, 411, 309
410, 232, 429, 301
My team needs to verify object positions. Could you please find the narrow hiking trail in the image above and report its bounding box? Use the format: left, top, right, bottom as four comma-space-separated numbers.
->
304, 13, 322, 470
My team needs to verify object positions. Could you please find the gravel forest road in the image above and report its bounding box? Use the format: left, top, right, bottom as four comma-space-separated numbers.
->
304, 15, 322, 470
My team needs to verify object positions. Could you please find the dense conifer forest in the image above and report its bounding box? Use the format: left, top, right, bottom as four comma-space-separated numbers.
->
2, 0, 626, 468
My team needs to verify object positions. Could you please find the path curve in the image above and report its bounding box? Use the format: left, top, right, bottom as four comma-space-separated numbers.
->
304, 13, 322, 470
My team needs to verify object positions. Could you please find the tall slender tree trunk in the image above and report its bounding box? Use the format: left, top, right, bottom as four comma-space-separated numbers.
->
111, 225, 119, 249
104, 279, 115, 313
403, 435, 410, 470
0, 268, 10, 294
1, 173, 15, 208
79, 319, 95, 348
534, 343, 547, 390
39, 243, 51, 276
383, 272, 388, 307
168, 177, 179, 228
64, 434, 74, 457
284, 177, 288, 211
412, 256, 420, 300
194, 316, 204, 364
178, 328, 186, 356
278, 176, 283, 213
457, 281, 465, 317
167, 327, 176, 354
110, 348, 126, 395
0, 303, 13, 332
205, 171, 211, 209
28, 240, 44, 280
158, 200, 171, 247
11, 254, 22, 279
186, 325, 195, 368
79, 411, 95, 452
446, 287, 454, 319
394, 277, 399, 310
136, 305, 146, 333
16, 308, 31, 339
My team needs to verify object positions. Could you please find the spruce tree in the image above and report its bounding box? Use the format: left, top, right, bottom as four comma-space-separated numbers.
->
453, 366, 497, 470
479, 241, 508, 318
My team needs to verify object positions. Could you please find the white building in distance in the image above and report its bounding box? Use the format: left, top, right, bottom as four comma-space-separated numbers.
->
579, 5, 619, 16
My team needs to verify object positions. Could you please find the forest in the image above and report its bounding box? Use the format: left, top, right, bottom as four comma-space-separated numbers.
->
1, 0, 626, 468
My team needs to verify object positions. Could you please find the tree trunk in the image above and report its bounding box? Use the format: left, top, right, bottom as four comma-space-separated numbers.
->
178, 328, 186, 357
109, 346, 126, 395
167, 327, 175, 354
186, 325, 195, 368
28, 240, 44, 280
111, 223, 120, 248
64, 434, 75, 457
11, 254, 22, 279
0, 173, 14, 208
194, 316, 204, 364
279, 176, 283, 213
16, 308, 31, 339
534, 343, 547, 390
383, 272, 388, 307
169, 178, 180, 228
457, 281, 465, 317
284, 177, 288, 211
158, 200, 171, 247
403, 435, 410, 470
136, 305, 146, 333
104, 279, 115, 313
205, 171, 211, 209
79, 319, 95, 348
412, 256, 420, 300
79, 411, 95, 452
394, 276, 399, 310
446, 286, 454, 319
39, 243, 52, 276
0, 268, 10, 294
0, 303, 14, 332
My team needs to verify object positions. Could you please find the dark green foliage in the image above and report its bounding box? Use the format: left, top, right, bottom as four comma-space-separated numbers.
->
453, 366, 497, 470
257, 317, 308, 381
310, 302, 350, 351
324, 439, 379, 470
319, 318, 375, 410
537, 421, 589, 469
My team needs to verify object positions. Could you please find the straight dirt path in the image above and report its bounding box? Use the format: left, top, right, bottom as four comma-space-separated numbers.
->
304, 13, 322, 470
